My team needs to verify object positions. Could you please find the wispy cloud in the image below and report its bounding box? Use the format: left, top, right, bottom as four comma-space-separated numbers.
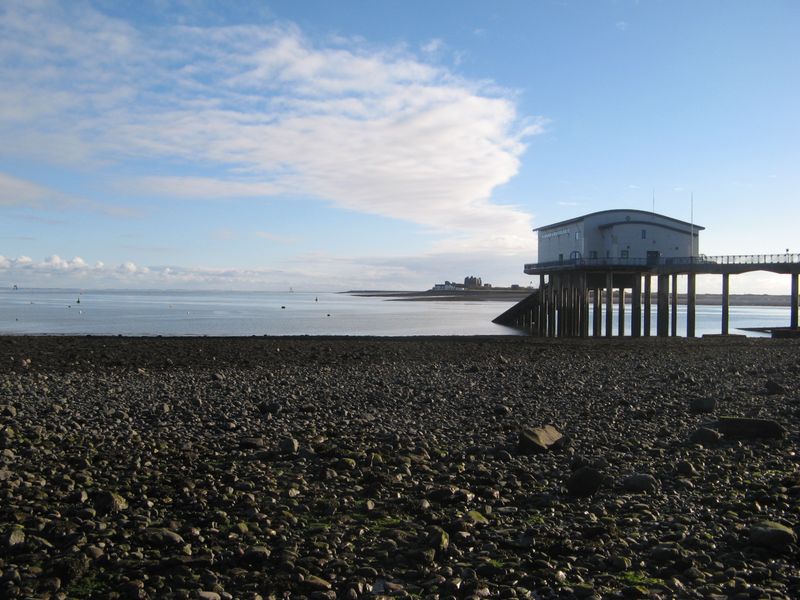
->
616, 21, 629, 32
255, 231, 298, 243
0, 172, 138, 217
0, 1, 541, 250
211, 228, 238, 241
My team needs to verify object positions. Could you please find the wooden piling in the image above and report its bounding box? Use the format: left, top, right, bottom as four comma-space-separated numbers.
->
721, 273, 730, 335
643, 275, 651, 336
670, 273, 678, 337
657, 274, 669, 337
605, 272, 613, 337
687, 273, 696, 337
632, 274, 642, 337
593, 288, 602, 337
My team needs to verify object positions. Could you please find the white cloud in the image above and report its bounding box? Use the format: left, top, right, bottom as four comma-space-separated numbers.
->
135, 176, 283, 199
421, 38, 444, 54
0, 172, 137, 217
0, 1, 542, 251
616, 21, 629, 31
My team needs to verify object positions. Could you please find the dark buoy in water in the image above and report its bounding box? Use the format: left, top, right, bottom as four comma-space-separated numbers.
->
281, 306, 286, 309
76, 298, 80, 304
315, 297, 318, 302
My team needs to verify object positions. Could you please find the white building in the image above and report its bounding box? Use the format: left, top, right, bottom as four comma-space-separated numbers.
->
533, 209, 703, 266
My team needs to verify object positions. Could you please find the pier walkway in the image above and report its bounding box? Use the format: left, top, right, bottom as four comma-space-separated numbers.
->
495, 253, 800, 337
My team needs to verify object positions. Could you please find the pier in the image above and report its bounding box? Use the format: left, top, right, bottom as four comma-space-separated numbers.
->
494, 253, 800, 337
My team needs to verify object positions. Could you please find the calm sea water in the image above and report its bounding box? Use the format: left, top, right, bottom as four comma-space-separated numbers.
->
0, 288, 790, 337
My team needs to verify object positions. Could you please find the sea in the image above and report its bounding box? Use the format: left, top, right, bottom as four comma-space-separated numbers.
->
0, 288, 791, 337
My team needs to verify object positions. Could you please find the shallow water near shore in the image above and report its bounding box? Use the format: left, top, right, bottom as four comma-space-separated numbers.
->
0, 288, 790, 336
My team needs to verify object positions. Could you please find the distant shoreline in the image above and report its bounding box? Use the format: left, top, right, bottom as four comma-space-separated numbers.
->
348, 290, 794, 306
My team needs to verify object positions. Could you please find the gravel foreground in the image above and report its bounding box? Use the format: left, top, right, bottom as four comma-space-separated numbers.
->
0, 335, 798, 600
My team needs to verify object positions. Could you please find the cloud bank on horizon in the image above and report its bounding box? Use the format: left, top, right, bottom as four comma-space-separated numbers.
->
0, 0, 543, 289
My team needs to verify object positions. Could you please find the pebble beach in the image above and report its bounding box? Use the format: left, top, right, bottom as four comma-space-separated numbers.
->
0, 335, 798, 599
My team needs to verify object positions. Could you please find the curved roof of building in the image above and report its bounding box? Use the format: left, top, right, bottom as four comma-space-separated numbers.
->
533, 209, 705, 232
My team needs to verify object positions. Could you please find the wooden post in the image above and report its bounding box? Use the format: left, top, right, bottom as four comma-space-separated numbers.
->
670, 273, 678, 337
657, 274, 669, 337
593, 288, 602, 337
581, 275, 590, 337
605, 272, 613, 337
547, 276, 556, 337
632, 274, 642, 337
721, 273, 730, 335
537, 274, 545, 335
791, 273, 799, 329
687, 272, 696, 337
643, 275, 652, 336
618, 287, 626, 336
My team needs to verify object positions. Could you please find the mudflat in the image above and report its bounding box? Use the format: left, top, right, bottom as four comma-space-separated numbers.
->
0, 335, 798, 599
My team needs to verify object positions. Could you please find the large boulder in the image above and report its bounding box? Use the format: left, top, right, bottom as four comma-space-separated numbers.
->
566, 466, 604, 497
689, 427, 721, 444
689, 397, 717, 414
716, 417, 786, 440
517, 425, 564, 455
621, 473, 659, 493
749, 521, 796, 551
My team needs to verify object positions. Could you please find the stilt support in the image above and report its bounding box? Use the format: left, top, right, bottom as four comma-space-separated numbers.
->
687, 273, 696, 337
721, 273, 730, 335
670, 273, 678, 337
643, 275, 651, 336
593, 289, 602, 337
632, 275, 642, 337
657, 274, 669, 337
605, 272, 613, 337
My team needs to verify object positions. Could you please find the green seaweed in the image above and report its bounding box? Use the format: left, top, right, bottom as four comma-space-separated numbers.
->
618, 571, 665, 587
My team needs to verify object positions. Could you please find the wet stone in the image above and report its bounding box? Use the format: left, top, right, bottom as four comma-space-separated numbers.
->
566, 466, 604, 497
749, 521, 796, 550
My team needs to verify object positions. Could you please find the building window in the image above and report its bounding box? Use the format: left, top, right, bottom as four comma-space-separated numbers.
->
558, 253, 564, 262
641, 229, 647, 239
620, 250, 629, 258
575, 231, 581, 240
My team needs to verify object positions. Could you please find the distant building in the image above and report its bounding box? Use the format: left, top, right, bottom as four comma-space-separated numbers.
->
533, 209, 703, 266
464, 276, 482, 288
433, 276, 490, 291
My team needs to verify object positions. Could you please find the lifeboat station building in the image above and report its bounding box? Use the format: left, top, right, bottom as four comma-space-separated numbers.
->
494, 209, 800, 337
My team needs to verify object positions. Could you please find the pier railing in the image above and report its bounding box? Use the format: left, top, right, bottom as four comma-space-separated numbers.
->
524, 253, 800, 273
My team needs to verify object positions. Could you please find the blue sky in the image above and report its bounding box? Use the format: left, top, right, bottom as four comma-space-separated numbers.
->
1, 0, 798, 292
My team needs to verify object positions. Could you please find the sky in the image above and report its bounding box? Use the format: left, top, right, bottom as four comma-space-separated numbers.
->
0, 0, 798, 292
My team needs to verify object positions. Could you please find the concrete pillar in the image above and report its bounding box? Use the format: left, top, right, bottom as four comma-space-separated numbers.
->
791, 273, 799, 329
618, 287, 626, 337
721, 273, 730, 335
687, 273, 696, 338
632, 274, 642, 337
657, 274, 669, 337
605, 272, 613, 337
670, 273, 678, 336
593, 288, 602, 337
643, 275, 652, 336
